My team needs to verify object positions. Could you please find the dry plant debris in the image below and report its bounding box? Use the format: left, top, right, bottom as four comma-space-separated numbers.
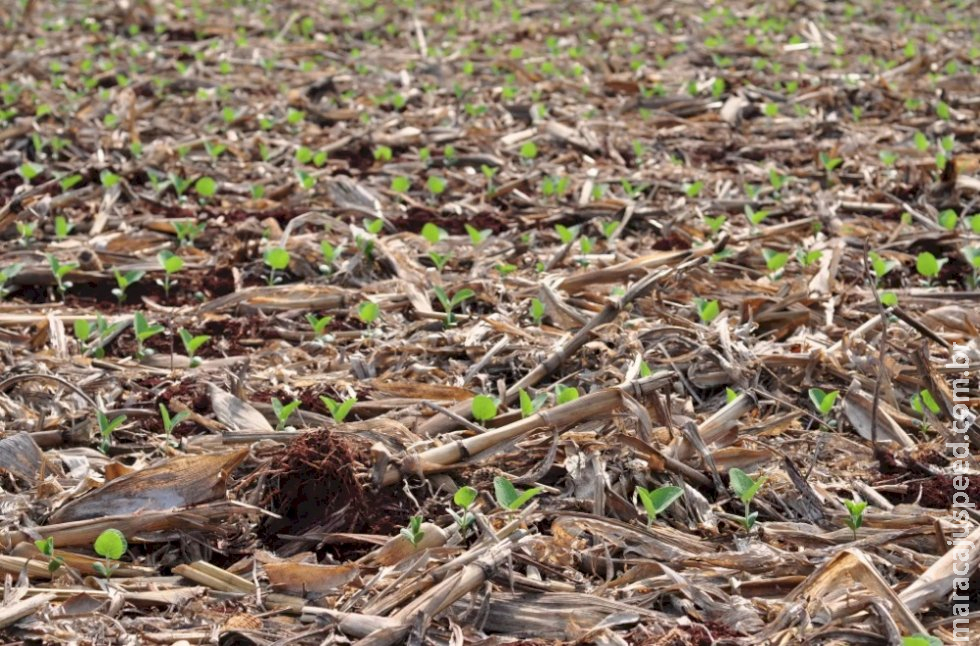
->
0, 0, 979, 644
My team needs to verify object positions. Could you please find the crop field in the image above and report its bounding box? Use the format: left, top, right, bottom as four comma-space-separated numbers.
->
0, 0, 979, 644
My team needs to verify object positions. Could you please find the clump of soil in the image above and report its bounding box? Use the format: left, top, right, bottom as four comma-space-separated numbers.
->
258, 428, 418, 556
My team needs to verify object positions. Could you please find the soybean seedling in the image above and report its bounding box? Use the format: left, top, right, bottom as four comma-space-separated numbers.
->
843, 499, 867, 540
305, 313, 333, 342
555, 384, 580, 404
93, 529, 127, 579
132, 312, 163, 359
464, 224, 492, 246
271, 398, 300, 431
695, 298, 720, 323
915, 252, 945, 284
728, 468, 767, 533
34, 537, 66, 574
910, 389, 942, 432
173, 220, 206, 247
635, 485, 684, 525
112, 269, 144, 303
47, 254, 78, 294
400, 515, 425, 547
264, 246, 290, 285
96, 410, 126, 454
320, 240, 338, 273
494, 476, 542, 511
358, 300, 380, 326
74, 315, 121, 358
471, 394, 498, 423
529, 298, 545, 326
159, 403, 190, 444
178, 328, 210, 367
432, 286, 474, 328
450, 485, 478, 534
0, 263, 24, 299
518, 388, 548, 418
320, 395, 356, 423
808, 388, 839, 428
156, 251, 184, 297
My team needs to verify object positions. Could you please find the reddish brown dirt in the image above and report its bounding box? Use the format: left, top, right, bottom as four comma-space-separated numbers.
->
258, 429, 421, 559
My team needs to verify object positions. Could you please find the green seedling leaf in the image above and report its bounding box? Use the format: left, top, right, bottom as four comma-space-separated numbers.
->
271, 398, 300, 430
844, 499, 867, 536
963, 248, 980, 270
915, 251, 944, 279
320, 395, 357, 423
421, 222, 447, 244
179, 328, 210, 357
913, 131, 929, 153
529, 298, 545, 325
819, 151, 843, 172
133, 312, 164, 343
265, 247, 290, 271
399, 515, 425, 546
725, 387, 738, 403
493, 476, 542, 510
454, 486, 478, 509
194, 176, 217, 198
94, 529, 127, 561
703, 214, 726, 234
426, 175, 447, 195
555, 384, 579, 404
636, 485, 684, 523
808, 388, 839, 416
159, 403, 190, 435
464, 224, 491, 246
519, 141, 538, 159
54, 215, 73, 239
881, 292, 898, 307
868, 252, 896, 281
763, 248, 790, 272
695, 298, 720, 323
729, 468, 768, 506
797, 249, 823, 267
391, 176, 411, 193
745, 205, 769, 226
471, 394, 499, 422
554, 224, 579, 245
35, 537, 55, 556
306, 313, 333, 337
358, 300, 379, 324
683, 180, 703, 198
937, 209, 958, 230
158, 250, 184, 275
969, 215, 980, 234
428, 252, 451, 271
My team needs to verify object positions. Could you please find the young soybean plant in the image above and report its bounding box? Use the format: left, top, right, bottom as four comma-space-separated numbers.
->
493, 476, 541, 511
450, 485, 478, 534
93, 528, 127, 579
843, 499, 867, 540
400, 515, 425, 547
433, 286, 474, 328
320, 395, 356, 423
808, 388, 839, 427
471, 394, 498, 424
635, 485, 684, 525
271, 398, 300, 431
97, 410, 126, 454
728, 468, 767, 533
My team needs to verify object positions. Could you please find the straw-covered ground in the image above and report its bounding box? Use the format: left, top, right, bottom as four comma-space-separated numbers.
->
0, 1, 979, 644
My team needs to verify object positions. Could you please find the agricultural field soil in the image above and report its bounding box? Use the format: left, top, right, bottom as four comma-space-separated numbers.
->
1, 1, 979, 645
